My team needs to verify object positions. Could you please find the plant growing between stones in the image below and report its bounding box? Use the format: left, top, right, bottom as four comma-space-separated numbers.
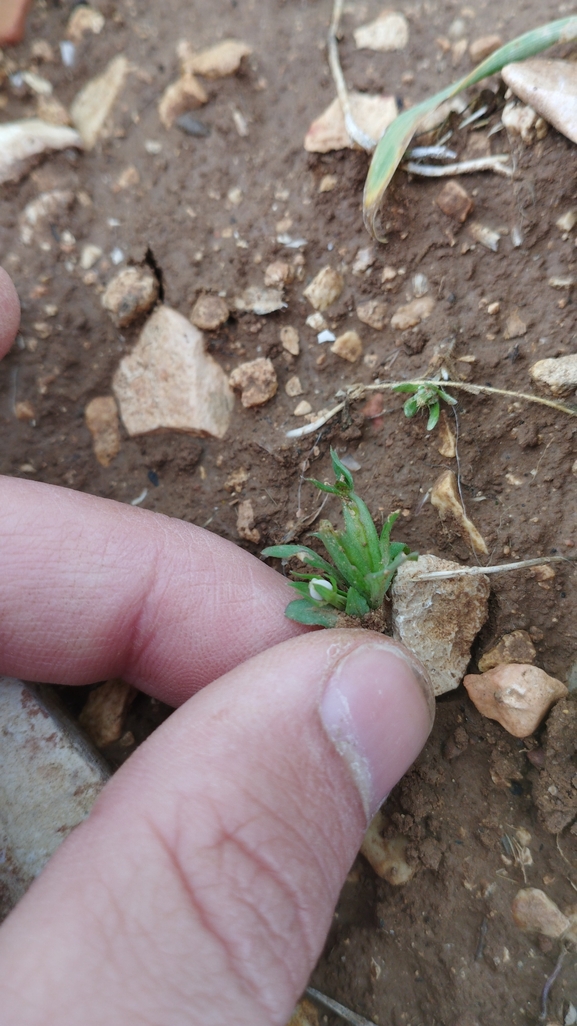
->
393, 381, 457, 432
262, 450, 417, 627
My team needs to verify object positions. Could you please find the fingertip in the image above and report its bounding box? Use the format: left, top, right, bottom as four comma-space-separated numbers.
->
0, 268, 20, 358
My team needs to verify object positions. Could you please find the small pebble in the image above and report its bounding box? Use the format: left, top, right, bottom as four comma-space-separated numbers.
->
464, 664, 568, 737
190, 294, 229, 331
330, 330, 363, 363
317, 329, 336, 344
102, 266, 158, 327
285, 375, 303, 397
478, 631, 537, 673
356, 299, 387, 330
511, 888, 570, 939
229, 357, 278, 407
469, 34, 502, 63
436, 180, 473, 223
504, 309, 527, 340
303, 266, 344, 311
530, 354, 577, 396
293, 400, 312, 416
391, 296, 435, 331
280, 325, 300, 356
84, 396, 121, 467
176, 113, 210, 136
236, 499, 260, 544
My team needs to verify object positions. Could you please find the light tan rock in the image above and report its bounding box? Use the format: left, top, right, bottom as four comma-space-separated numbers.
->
331, 330, 363, 363
352, 246, 375, 275
158, 74, 208, 129
233, 286, 286, 315
356, 299, 387, 330
70, 55, 129, 150
112, 306, 233, 439
469, 222, 500, 251
391, 295, 435, 331
436, 179, 473, 222
512, 888, 570, 938
303, 266, 344, 311
294, 400, 312, 416
287, 999, 320, 1026
463, 664, 568, 737
178, 39, 252, 79
469, 34, 502, 63
14, 400, 35, 421
224, 467, 248, 492
502, 59, 577, 145
504, 309, 527, 340
280, 325, 300, 356
229, 357, 278, 408
102, 267, 158, 328
479, 631, 537, 673
78, 679, 136, 748
36, 95, 71, 126
0, 119, 82, 186
66, 5, 105, 42
285, 375, 303, 397
85, 396, 121, 467
113, 165, 140, 192
436, 411, 456, 458
354, 11, 409, 51
190, 294, 229, 331
431, 470, 488, 555
304, 92, 397, 153
530, 355, 577, 397
502, 101, 539, 143
361, 810, 415, 884
264, 260, 294, 287
19, 189, 74, 245
80, 244, 103, 270
236, 499, 260, 544
392, 554, 490, 697
556, 210, 577, 232
319, 174, 338, 193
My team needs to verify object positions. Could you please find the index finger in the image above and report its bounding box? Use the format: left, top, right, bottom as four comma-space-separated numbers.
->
0, 476, 307, 706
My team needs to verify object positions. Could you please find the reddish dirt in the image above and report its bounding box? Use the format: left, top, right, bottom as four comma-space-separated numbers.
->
1, 1, 576, 1023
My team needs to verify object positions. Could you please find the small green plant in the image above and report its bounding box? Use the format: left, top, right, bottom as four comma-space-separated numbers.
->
393, 381, 457, 431
262, 450, 418, 627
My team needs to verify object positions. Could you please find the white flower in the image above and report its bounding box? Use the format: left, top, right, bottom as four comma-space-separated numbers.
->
309, 578, 334, 602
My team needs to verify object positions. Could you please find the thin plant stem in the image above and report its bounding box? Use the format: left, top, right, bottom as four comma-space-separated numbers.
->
327, 0, 376, 151
415, 555, 576, 581
306, 987, 380, 1026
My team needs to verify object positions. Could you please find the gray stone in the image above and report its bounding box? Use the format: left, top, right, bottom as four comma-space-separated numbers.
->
0, 677, 109, 920
391, 554, 490, 697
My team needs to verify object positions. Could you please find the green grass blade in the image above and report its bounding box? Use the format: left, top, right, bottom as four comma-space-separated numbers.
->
363, 16, 577, 239
284, 599, 339, 628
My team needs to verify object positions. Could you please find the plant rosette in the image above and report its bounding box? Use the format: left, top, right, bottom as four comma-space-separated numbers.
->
262, 449, 417, 628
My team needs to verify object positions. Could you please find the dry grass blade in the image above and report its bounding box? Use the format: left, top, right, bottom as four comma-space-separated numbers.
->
363, 16, 577, 239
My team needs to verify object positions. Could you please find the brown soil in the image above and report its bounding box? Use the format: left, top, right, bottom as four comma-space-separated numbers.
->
1, 1, 577, 1023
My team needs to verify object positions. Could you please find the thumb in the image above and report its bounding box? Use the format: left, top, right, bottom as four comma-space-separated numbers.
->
0, 630, 433, 1026
0, 267, 20, 359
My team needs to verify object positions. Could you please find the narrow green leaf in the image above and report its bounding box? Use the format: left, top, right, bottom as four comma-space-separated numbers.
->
403, 397, 419, 419
330, 449, 354, 490
314, 525, 368, 597
284, 599, 339, 628
427, 401, 441, 431
345, 587, 370, 617
379, 510, 400, 560
261, 544, 337, 578
364, 17, 577, 239
393, 383, 419, 395
307, 479, 341, 496
438, 388, 457, 406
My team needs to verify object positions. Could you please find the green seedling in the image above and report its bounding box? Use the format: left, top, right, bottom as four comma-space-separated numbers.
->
262, 449, 418, 627
393, 381, 457, 431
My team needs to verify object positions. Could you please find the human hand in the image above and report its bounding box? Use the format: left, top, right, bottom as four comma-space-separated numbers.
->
0, 267, 434, 1026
